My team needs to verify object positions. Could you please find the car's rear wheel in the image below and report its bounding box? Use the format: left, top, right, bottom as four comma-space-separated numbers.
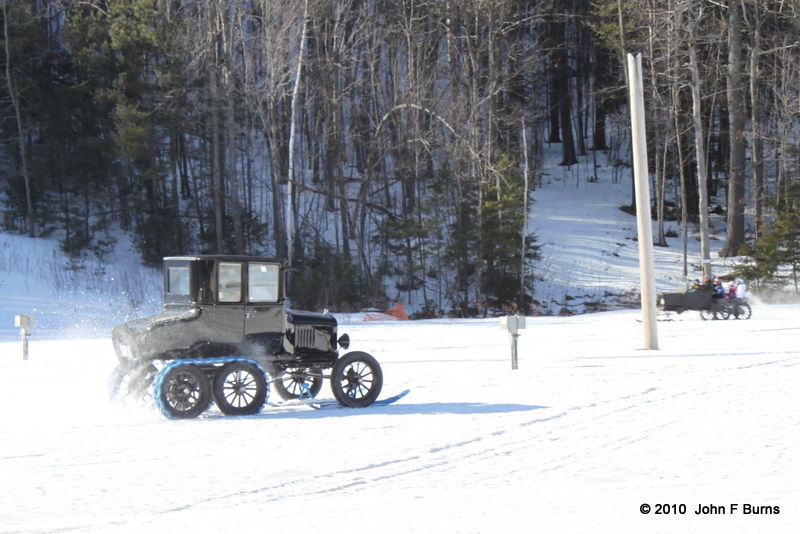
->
330, 351, 383, 408
109, 363, 131, 402
157, 364, 211, 419
735, 303, 752, 320
714, 308, 731, 320
273, 368, 323, 400
109, 363, 156, 405
212, 362, 267, 415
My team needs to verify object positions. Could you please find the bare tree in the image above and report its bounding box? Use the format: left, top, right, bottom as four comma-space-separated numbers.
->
719, 0, 746, 257
688, 8, 711, 278
285, 0, 309, 266
246, 0, 307, 260
746, 0, 764, 239
2, 0, 33, 237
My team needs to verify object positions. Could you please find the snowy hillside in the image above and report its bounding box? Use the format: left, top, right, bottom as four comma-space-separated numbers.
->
530, 168, 738, 315
1, 163, 739, 341
0, 233, 162, 342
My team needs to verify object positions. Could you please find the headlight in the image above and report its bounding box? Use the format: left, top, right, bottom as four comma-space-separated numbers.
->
115, 338, 134, 359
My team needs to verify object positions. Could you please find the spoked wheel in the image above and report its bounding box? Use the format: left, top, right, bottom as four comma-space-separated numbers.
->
714, 308, 731, 320
109, 363, 132, 402
212, 362, 267, 416
330, 351, 383, 408
109, 363, 156, 405
156, 364, 211, 419
273, 368, 323, 400
734, 303, 752, 320
700, 309, 714, 321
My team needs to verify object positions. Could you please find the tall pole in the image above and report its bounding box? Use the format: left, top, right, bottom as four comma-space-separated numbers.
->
627, 53, 659, 350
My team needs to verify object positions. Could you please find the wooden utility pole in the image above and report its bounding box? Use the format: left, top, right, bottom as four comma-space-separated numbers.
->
627, 53, 658, 350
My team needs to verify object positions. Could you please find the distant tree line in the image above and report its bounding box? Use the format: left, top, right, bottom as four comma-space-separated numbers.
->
3, 0, 800, 313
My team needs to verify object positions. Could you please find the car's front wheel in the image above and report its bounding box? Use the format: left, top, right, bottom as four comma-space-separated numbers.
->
330, 351, 383, 408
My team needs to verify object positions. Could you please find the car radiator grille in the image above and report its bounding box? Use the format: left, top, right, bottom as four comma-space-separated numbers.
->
295, 326, 316, 349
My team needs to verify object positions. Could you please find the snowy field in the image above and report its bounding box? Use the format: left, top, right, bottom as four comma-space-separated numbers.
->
1, 158, 797, 532
1, 304, 798, 533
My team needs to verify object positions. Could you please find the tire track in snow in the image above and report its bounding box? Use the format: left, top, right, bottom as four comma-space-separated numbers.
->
155, 387, 676, 513
157, 353, 790, 516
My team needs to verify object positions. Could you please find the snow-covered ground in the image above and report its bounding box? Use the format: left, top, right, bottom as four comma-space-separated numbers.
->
1, 308, 797, 533
1, 170, 797, 533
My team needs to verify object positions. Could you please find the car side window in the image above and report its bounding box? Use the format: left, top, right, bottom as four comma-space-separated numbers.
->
218, 262, 242, 303
248, 263, 280, 302
167, 267, 190, 295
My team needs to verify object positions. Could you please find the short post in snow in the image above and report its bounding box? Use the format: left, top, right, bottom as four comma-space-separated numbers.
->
500, 315, 526, 370
15, 314, 35, 360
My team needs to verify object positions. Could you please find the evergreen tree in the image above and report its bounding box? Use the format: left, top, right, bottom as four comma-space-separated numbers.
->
734, 185, 800, 292
478, 154, 540, 312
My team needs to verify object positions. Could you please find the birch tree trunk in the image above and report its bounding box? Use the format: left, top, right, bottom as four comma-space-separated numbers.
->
221, 3, 244, 254
617, 0, 636, 209
689, 25, 711, 278
286, 0, 309, 267
3, 1, 34, 237
207, 0, 225, 253
520, 117, 530, 310
748, 2, 764, 239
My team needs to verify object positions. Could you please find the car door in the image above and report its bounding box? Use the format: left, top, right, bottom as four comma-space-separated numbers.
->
201, 260, 246, 345
244, 261, 285, 354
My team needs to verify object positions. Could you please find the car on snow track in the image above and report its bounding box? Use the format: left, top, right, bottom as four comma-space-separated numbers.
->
658, 288, 751, 321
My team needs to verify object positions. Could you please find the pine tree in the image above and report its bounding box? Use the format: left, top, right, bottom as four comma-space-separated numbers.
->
478, 154, 540, 312
734, 185, 800, 292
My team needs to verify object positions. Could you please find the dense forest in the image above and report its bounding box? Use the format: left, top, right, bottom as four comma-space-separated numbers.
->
2, 0, 800, 314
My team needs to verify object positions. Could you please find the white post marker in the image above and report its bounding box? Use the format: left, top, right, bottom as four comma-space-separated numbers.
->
15, 314, 35, 360
500, 315, 526, 370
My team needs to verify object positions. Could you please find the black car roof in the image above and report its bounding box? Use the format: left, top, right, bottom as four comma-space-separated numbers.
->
163, 255, 283, 264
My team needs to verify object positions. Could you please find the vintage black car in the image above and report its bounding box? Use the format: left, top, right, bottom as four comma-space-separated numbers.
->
110, 255, 383, 418
658, 287, 751, 321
